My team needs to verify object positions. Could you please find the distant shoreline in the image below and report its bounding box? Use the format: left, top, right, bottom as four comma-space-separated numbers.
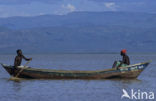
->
0, 52, 156, 55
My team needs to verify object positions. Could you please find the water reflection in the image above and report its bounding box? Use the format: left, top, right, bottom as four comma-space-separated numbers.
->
111, 78, 142, 83
110, 78, 142, 92
12, 81, 22, 92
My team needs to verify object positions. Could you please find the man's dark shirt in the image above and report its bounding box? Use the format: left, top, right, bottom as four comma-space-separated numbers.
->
14, 55, 30, 67
122, 55, 130, 65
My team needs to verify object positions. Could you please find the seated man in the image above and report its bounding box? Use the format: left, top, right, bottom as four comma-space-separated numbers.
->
11, 49, 32, 76
112, 49, 130, 69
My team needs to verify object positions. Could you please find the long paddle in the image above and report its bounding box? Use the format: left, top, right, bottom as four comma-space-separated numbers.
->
10, 60, 31, 81
15, 60, 31, 77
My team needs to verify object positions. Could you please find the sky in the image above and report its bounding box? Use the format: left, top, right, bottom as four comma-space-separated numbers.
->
0, 0, 155, 17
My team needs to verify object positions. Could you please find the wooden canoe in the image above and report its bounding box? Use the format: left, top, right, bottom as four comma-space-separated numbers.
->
0, 61, 150, 79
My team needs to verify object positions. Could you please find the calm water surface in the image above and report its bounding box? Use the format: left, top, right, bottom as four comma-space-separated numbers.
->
0, 54, 155, 101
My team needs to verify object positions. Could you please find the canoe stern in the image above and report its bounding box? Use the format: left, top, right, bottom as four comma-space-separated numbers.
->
1, 63, 13, 75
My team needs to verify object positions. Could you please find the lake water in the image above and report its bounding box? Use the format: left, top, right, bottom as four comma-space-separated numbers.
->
0, 54, 155, 101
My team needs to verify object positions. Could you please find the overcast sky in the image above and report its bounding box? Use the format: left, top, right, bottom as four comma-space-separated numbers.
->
0, 0, 155, 17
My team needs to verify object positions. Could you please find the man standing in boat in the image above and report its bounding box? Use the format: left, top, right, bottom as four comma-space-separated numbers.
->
12, 49, 32, 76
112, 49, 130, 69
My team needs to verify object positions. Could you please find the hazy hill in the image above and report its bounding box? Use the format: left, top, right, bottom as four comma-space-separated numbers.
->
0, 12, 155, 53
0, 11, 156, 29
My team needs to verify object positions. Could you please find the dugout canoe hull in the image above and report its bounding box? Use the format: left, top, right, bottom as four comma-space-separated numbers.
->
1, 61, 150, 79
